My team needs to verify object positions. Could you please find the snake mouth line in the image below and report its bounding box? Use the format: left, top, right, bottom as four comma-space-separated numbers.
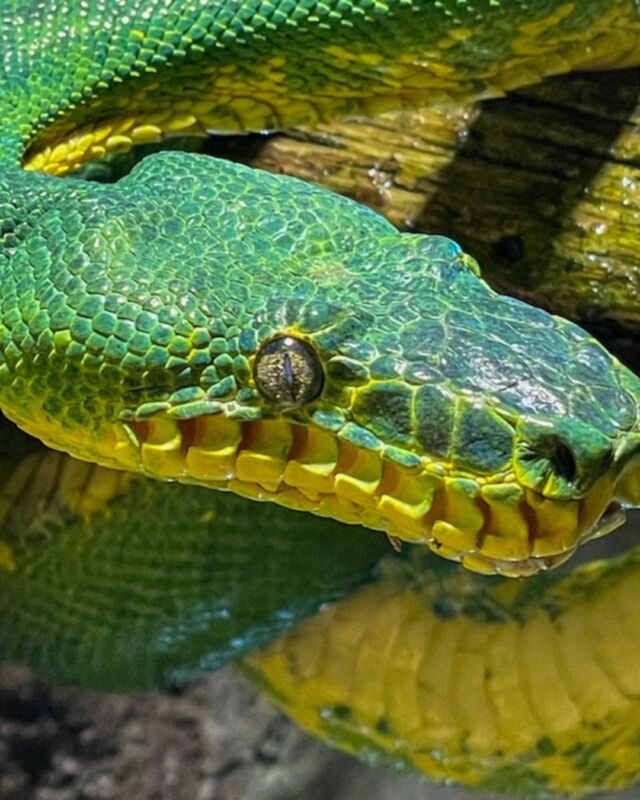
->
124, 413, 620, 577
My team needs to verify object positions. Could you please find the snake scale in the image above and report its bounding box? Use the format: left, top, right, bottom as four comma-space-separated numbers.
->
1, 0, 640, 795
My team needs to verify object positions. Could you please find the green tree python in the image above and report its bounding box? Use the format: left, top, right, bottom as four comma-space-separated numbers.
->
1, 0, 640, 795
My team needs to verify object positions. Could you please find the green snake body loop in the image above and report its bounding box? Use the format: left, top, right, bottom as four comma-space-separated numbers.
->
1, 0, 640, 795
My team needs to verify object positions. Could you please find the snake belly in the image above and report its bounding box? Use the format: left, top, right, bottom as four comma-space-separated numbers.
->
1, 1, 640, 797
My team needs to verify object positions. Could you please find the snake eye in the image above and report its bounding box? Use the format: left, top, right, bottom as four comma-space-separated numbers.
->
254, 336, 324, 408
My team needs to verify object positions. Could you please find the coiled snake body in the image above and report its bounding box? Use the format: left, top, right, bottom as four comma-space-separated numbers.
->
1, 1, 640, 795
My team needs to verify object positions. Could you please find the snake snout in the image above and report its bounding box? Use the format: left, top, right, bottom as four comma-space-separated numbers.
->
613, 432, 640, 508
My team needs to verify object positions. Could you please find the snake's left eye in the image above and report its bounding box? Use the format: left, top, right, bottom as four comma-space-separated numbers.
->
254, 336, 324, 408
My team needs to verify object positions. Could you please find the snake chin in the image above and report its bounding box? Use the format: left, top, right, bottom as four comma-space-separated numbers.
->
473, 502, 627, 578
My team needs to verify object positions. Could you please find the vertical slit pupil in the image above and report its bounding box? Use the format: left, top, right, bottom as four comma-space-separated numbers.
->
283, 350, 295, 402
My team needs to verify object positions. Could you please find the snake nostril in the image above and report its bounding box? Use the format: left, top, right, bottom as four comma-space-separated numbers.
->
550, 440, 578, 483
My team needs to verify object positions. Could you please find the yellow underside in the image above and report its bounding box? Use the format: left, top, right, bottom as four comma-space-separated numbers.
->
245, 551, 640, 795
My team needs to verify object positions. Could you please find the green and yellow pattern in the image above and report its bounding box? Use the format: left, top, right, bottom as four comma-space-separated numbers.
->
1, 0, 640, 795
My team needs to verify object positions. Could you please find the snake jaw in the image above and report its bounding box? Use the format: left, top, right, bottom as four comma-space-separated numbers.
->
114, 411, 633, 578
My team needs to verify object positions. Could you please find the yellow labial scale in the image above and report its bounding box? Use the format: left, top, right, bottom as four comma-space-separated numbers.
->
442, 477, 484, 533
377, 471, 440, 539
359, 508, 391, 532
416, 617, 473, 747
139, 418, 183, 478
185, 415, 242, 481
292, 483, 322, 503
236, 419, 293, 488
284, 426, 339, 494
485, 621, 544, 748
283, 458, 335, 495
377, 495, 429, 540
526, 490, 579, 556
430, 519, 476, 554
515, 613, 581, 739
187, 444, 238, 481
334, 446, 382, 508
479, 483, 531, 560
222, 478, 255, 501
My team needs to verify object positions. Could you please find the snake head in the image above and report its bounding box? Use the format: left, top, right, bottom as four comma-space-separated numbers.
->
1, 153, 639, 576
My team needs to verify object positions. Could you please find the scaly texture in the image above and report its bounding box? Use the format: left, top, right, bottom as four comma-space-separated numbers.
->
1, 1, 640, 796
247, 546, 640, 796
0, 418, 387, 689
1, 1, 640, 569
